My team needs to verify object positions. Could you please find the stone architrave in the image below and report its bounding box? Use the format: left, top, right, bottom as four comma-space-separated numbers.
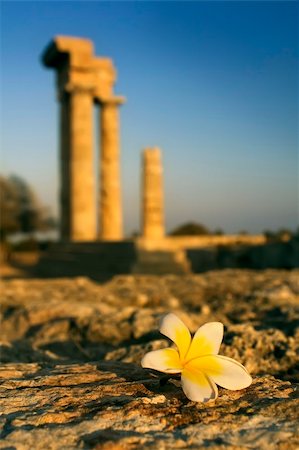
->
42, 36, 97, 241
142, 148, 165, 240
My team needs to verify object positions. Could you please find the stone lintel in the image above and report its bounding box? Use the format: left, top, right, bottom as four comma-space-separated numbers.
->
42, 36, 94, 69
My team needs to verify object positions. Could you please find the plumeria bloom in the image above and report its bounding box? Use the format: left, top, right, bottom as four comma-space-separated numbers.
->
141, 313, 252, 402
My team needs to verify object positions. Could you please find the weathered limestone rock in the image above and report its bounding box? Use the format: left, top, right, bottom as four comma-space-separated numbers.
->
0, 362, 298, 449
43, 36, 97, 241
1, 270, 298, 448
1, 270, 298, 376
142, 148, 165, 240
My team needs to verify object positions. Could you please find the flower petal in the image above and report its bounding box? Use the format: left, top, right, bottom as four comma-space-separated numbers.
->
185, 322, 224, 362
159, 313, 191, 360
141, 348, 182, 374
189, 355, 252, 390
181, 366, 218, 402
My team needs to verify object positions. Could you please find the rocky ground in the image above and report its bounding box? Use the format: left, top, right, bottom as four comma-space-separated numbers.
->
0, 269, 298, 449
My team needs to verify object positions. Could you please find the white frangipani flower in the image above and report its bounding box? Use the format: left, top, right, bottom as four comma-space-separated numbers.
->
141, 313, 252, 402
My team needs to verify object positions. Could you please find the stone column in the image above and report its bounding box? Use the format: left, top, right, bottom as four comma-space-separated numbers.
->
61, 85, 96, 241
59, 92, 71, 238
98, 97, 124, 240
142, 148, 165, 240
42, 36, 97, 241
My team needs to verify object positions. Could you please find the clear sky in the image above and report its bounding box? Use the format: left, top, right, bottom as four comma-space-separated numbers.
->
1, 1, 298, 235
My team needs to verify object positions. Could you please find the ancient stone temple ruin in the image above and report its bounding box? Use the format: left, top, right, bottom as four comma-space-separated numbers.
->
42, 36, 125, 242
40, 35, 267, 278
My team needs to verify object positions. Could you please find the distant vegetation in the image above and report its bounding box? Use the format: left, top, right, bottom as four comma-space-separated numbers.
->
168, 222, 210, 236
168, 221, 298, 242
0, 174, 56, 241
263, 228, 297, 243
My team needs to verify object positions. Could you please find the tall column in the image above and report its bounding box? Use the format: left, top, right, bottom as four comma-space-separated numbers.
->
42, 36, 97, 241
98, 97, 124, 240
67, 86, 96, 240
142, 147, 165, 240
58, 86, 96, 241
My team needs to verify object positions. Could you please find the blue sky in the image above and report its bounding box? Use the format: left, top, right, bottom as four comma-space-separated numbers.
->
1, 1, 298, 235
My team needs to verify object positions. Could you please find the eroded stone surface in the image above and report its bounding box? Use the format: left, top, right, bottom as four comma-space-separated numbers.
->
0, 270, 298, 448
0, 362, 298, 450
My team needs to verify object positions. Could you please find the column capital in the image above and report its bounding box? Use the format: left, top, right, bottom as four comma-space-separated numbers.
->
97, 95, 126, 107
57, 83, 95, 102
64, 82, 95, 95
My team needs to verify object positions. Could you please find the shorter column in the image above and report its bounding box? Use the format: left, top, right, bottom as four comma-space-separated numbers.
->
142, 147, 165, 240
99, 97, 124, 240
